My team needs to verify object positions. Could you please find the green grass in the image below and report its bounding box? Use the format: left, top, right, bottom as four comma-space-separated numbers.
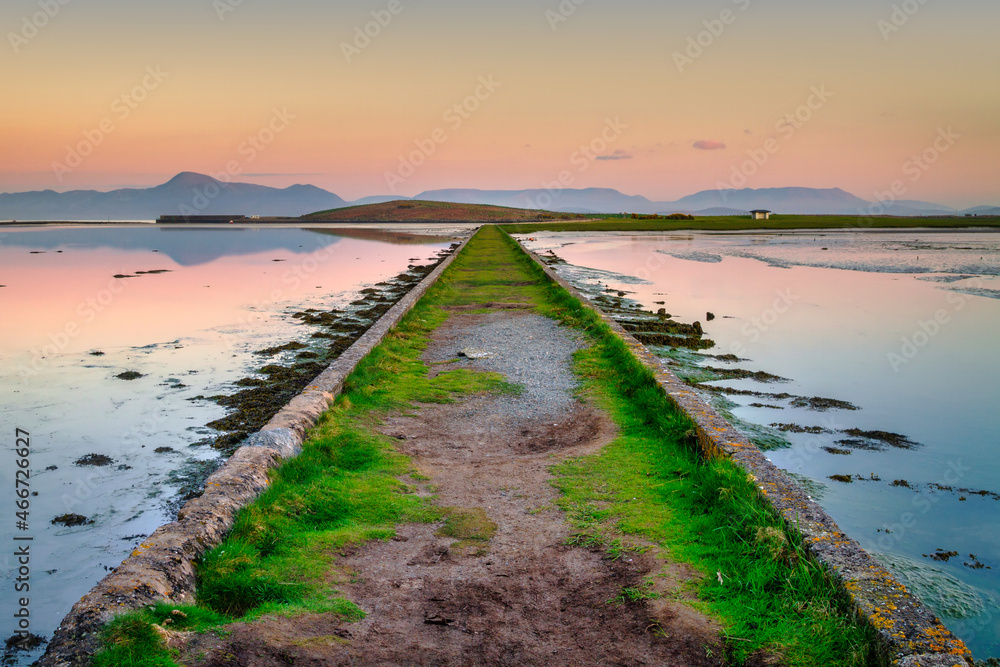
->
95, 224, 882, 666
93, 604, 229, 667
610, 581, 663, 605
427, 227, 549, 309
436, 507, 498, 551
505, 213, 1000, 234
94, 615, 177, 667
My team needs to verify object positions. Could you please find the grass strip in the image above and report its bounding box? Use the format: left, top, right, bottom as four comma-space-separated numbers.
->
95, 225, 880, 667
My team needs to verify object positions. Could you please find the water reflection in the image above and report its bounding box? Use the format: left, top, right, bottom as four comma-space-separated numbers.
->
0, 224, 457, 665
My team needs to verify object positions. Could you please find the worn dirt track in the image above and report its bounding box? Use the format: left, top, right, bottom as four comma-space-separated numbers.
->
181, 311, 723, 666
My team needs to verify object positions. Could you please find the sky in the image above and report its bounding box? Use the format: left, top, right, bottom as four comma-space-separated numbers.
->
1, 0, 998, 207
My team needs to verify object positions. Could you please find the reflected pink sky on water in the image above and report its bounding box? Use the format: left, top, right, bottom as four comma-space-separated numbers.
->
537, 233, 1000, 432
1, 229, 443, 357
0, 225, 454, 664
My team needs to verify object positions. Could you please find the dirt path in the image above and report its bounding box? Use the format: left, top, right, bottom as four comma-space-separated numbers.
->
185, 311, 723, 666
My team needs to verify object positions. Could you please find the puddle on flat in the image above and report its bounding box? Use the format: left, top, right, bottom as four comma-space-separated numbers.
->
518, 229, 1000, 660
0, 223, 466, 664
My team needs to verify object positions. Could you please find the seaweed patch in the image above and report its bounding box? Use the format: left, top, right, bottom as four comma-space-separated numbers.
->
75, 454, 113, 467
837, 428, 921, 451
51, 514, 93, 527
771, 423, 833, 434
200, 250, 454, 453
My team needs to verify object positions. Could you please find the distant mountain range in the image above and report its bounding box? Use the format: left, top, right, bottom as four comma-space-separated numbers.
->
1, 172, 996, 220
408, 186, 995, 217
0, 172, 347, 220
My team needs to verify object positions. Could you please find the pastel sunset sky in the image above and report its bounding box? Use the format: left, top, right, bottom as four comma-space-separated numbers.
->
2, 0, 998, 207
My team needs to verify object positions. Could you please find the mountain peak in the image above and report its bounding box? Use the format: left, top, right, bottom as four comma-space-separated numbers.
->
162, 172, 221, 188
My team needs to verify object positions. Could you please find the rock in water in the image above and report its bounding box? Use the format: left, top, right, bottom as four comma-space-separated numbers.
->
52, 514, 92, 527
459, 348, 494, 360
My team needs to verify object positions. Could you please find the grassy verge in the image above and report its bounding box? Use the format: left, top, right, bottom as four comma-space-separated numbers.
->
505, 213, 1000, 233
552, 342, 877, 664
95, 225, 880, 666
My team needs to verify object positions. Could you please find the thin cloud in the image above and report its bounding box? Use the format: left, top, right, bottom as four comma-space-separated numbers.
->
596, 149, 633, 161
693, 140, 726, 151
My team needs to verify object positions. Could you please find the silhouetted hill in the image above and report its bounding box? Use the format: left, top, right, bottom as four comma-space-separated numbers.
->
305, 199, 580, 222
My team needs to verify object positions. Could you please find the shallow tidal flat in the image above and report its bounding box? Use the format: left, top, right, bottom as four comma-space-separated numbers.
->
518, 229, 1000, 660
0, 224, 458, 662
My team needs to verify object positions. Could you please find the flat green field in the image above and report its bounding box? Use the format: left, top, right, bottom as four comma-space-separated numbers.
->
505, 214, 1000, 234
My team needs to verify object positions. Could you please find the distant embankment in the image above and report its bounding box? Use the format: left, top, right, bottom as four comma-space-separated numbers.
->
157, 215, 252, 224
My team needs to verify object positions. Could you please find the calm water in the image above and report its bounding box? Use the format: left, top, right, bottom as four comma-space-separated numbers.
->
518, 230, 1000, 659
0, 224, 462, 664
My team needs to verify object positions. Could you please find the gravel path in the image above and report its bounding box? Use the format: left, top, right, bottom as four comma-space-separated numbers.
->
424, 311, 583, 422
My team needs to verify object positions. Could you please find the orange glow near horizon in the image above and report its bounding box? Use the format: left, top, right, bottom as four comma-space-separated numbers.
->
1, 2, 998, 207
